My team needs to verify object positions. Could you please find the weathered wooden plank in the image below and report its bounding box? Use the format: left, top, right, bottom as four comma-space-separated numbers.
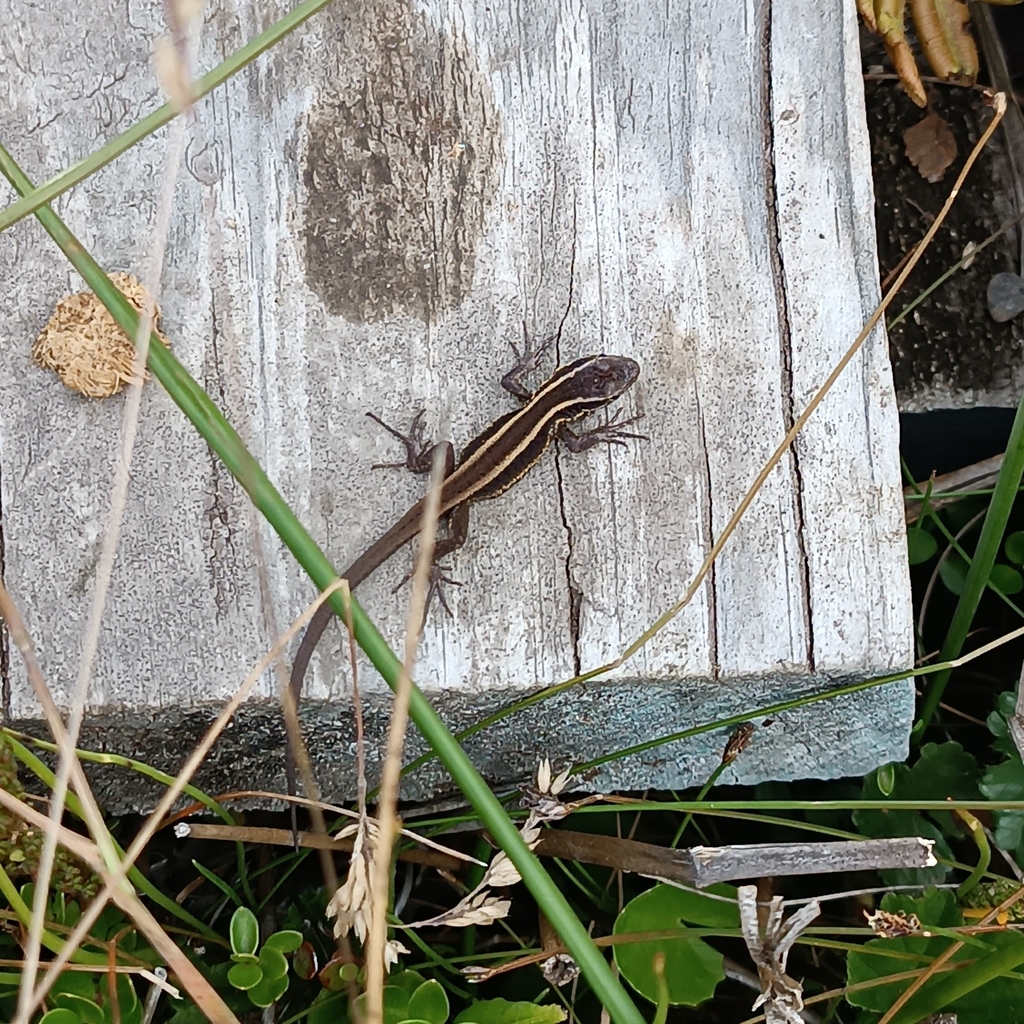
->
0, 0, 913, 812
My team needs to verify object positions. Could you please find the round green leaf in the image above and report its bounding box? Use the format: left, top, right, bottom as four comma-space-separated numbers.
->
229, 906, 259, 956
49, 971, 96, 1000
876, 763, 896, 797
407, 979, 449, 1024
383, 985, 411, 1024
39, 1011, 79, 1024
53, 994, 104, 1024
939, 552, 969, 595
258, 944, 289, 982
319, 957, 361, 991
246, 971, 289, 1008
114, 975, 142, 1024
1005, 531, 1024, 565
390, 969, 427, 996
264, 929, 304, 954
990, 563, 1024, 595
227, 960, 264, 991
613, 884, 727, 1006
908, 529, 938, 565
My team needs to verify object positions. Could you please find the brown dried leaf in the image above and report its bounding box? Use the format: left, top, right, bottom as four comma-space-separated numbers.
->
857, 0, 878, 33
911, 0, 978, 83
864, 908, 922, 938
903, 112, 958, 182
876, 0, 928, 106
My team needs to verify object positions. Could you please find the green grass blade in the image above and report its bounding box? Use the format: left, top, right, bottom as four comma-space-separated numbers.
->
0, 146, 644, 1024
915, 388, 1024, 735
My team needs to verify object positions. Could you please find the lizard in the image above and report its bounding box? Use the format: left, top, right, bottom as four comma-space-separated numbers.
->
285, 347, 643, 828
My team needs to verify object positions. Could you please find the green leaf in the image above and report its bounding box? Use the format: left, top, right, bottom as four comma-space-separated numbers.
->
111, 976, 142, 1024
855, 742, 980, 884
49, 971, 97, 1000
52, 994, 104, 1024
407, 980, 450, 1024
390, 969, 428, 996
227, 961, 264, 991
876, 763, 896, 796
987, 690, 1020, 756
908, 528, 938, 564
847, 888, 968, 1011
263, 929, 304, 954
258, 945, 289, 982
613, 884, 727, 1006
1005, 531, 1024, 564
193, 861, 243, 909
981, 758, 1024, 865
229, 906, 259, 957
246, 971, 289, 1008
39, 1010, 79, 1024
453, 999, 566, 1024
940, 551, 970, 595
990, 563, 1024, 595
382, 984, 411, 1024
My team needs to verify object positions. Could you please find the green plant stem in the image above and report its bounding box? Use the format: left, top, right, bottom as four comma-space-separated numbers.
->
4, 729, 236, 821
0, 146, 644, 1024
915, 388, 1024, 736
0, 0, 333, 233
954, 809, 991, 901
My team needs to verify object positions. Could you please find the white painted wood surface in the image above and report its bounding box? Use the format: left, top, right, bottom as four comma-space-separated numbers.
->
0, 0, 913, 810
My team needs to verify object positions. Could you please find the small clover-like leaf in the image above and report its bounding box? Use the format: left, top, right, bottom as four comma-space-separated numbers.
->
227, 960, 263, 991
263, 929, 304, 954
1006, 532, 1024, 565
908, 527, 938, 564
990, 563, 1024, 596
39, 1010, 79, 1024
390, 969, 428, 996
229, 906, 259, 957
246, 971, 289, 1008
939, 551, 969, 595
258, 944, 289, 983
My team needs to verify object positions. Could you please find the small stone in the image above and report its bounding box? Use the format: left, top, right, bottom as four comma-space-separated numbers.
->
987, 272, 1024, 323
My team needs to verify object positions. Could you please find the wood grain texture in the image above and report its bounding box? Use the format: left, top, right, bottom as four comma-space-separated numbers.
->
0, 0, 913, 811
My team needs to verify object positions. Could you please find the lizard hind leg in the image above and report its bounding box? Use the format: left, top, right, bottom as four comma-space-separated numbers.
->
391, 500, 470, 620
